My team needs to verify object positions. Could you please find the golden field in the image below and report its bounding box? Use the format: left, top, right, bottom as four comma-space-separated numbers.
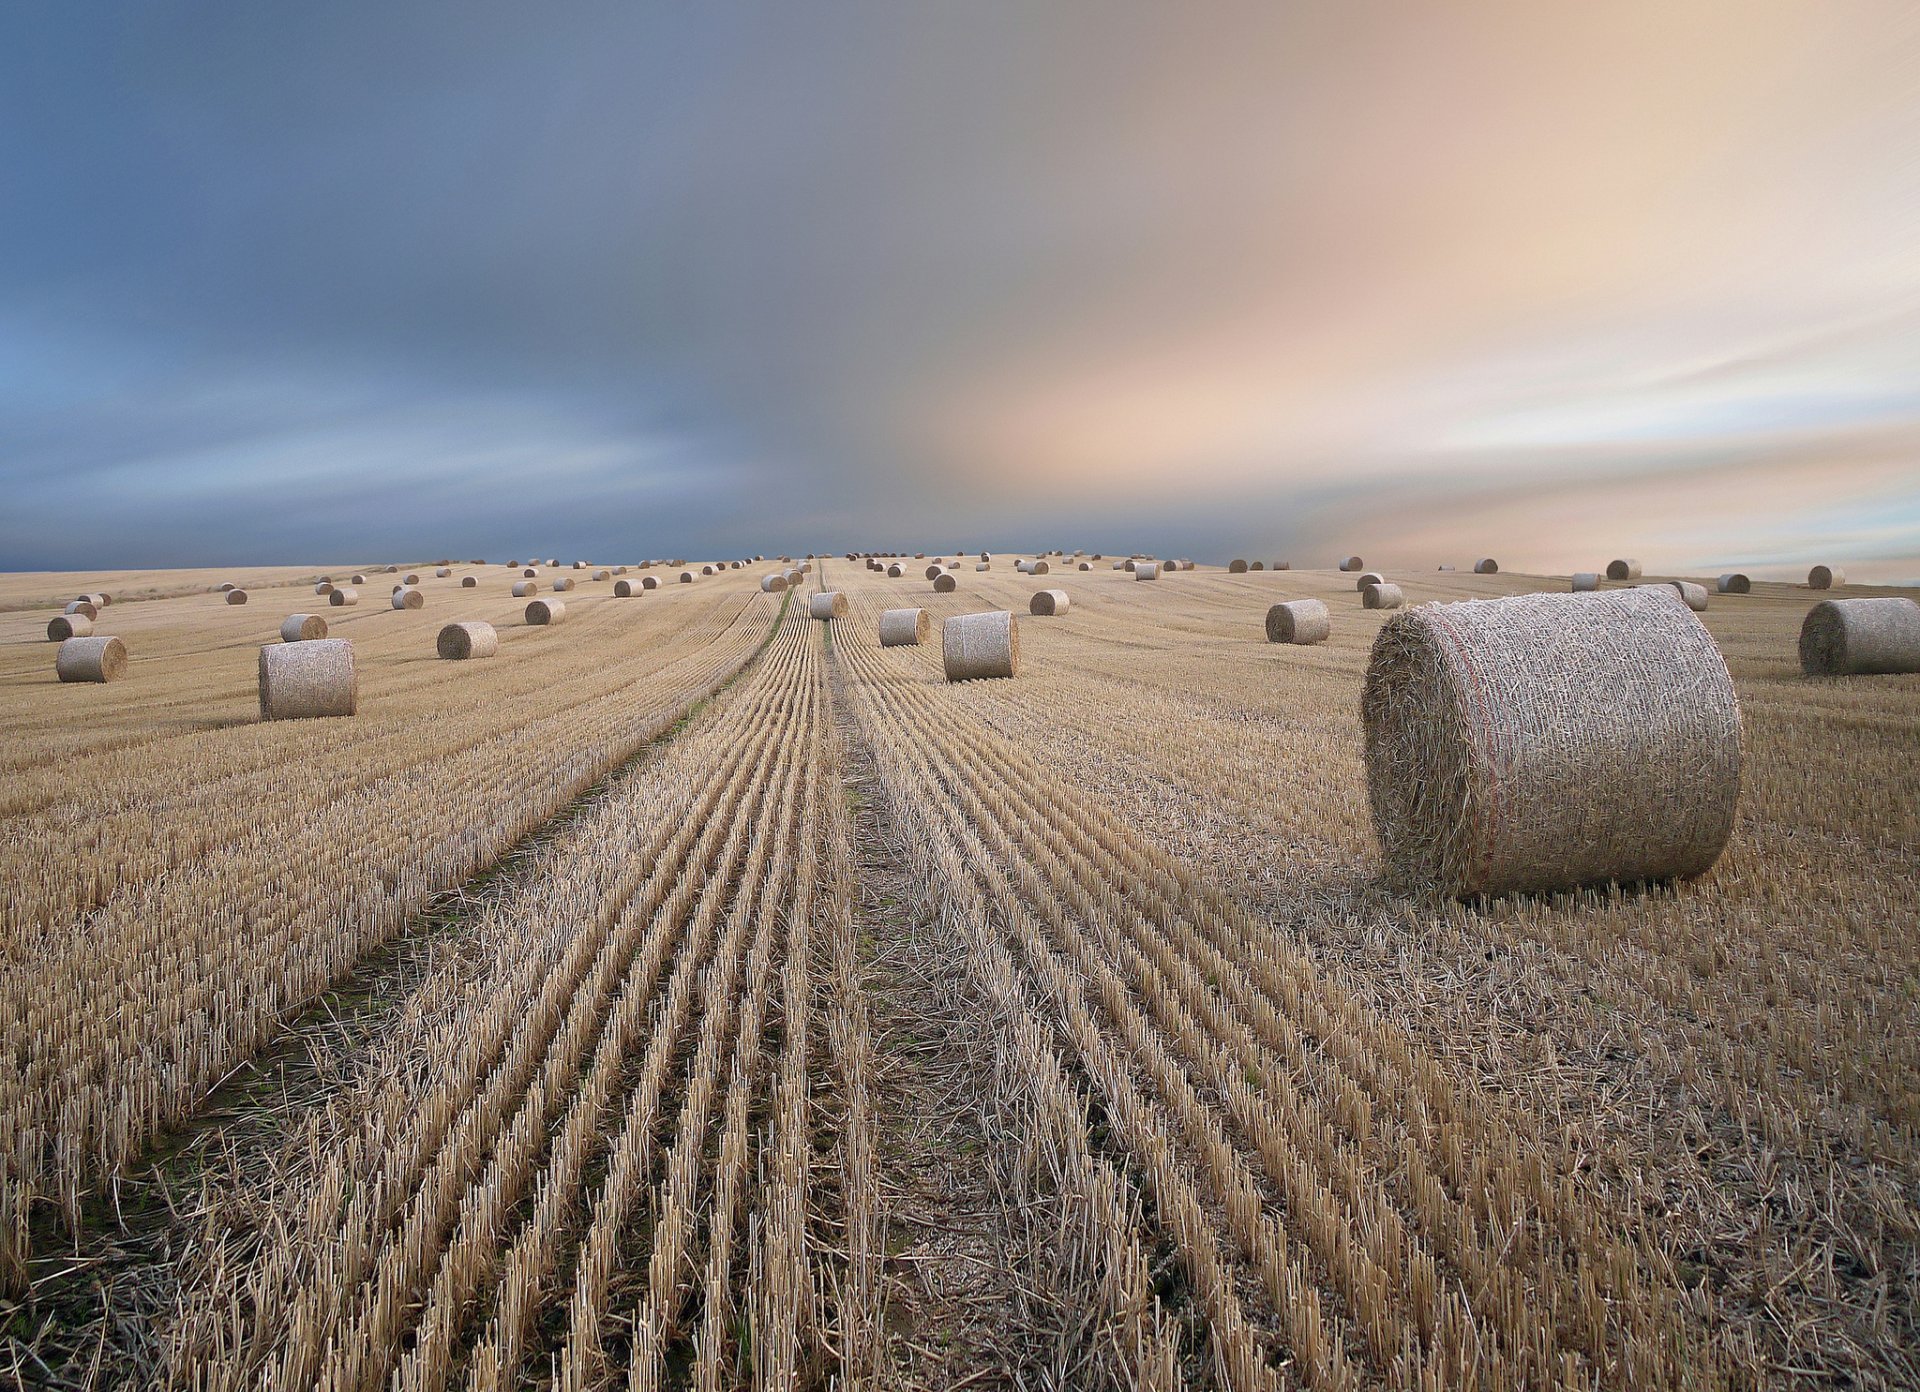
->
0, 556, 1914, 1390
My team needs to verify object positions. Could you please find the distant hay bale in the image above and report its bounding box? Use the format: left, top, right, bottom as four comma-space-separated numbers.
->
48, 614, 92, 641
1660, 580, 1709, 612
1606, 559, 1642, 581
925, 563, 947, 580
887, 563, 905, 577
1266, 599, 1329, 645
1076, 561, 1091, 570
784, 568, 805, 586
1135, 562, 1161, 580
226, 589, 249, 605
513, 579, 541, 597
436, 567, 452, 578
1717, 573, 1751, 594
1807, 565, 1844, 590
1356, 572, 1385, 591
461, 576, 477, 588
1800, 597, 1920, 675
642, 576, 658, 589
1229, 559, 1249, 573
1570, 573, 1600, 592
526, 598, 566, 625
680, 571, 695, 584
259, 638, 355, 719
1030, 589, 1069, 616
1248, 561, 1263, 571
279, 613, 328, 642
384, 565, 399, 574
1273, 561, 1290, 571
809, 591, 848, 620
1362, 582, 1404, 609
979, 551, 990, 562
522, 567, 538, 578
507, 560, 520, 568
1122, 559, 1136, 572
879, 607, 931, 646
328, 587, 360, 606
1339, 556, 1364, 572
65, 600, 97, 619
351, 573, 367, 584
977, 563, 992, 571
943, 610, 1019, 680
402, 573, 420, 585
615, 578, 638, 596
314, 581, 334, 596
1028, 560, 1051, 575
933, 572, 958, 592
57, 635, 126, 682
760, 573, 787, 593
702, 564, 716, 575
1361, 585, 1740, 898
1091, 552, 1103, 560
1474, 559, 1499, 574
573, 560, 588, 570
550, 576, 575, 592
219, 582, 236, 592
438, 620, 498, 659
390, 587, 424, 610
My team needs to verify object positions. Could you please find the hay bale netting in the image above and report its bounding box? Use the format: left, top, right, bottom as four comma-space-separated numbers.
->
1474, 559, 1499, 574
512, 580, 539, 598
760, 573, 787, 593
48, 613, 93, 641
932, 572, 958, 593
1362, 582, 1405, 610
526, 598, 567, 625
65, 600, 98, 619
809, 591, 848, 620
57, 635, 127, 682
942, 610, 1019, 680
1800, 597, 1920, 675
1606, 558, 1642, 581
1717, 573, 1751, 594
391, 587, 425, 610
1339, 556, 1364, 572
259, 638, 355, 719
1361, 585, 1741, 898
1807, 565, 1844, 590
461, 575, 478, 588
1266, 599, 1329, 645
314, 581, 335, 596
1228, 558, 1249, 573
1355, 571, 1385, 592
1135, 562, 1161, 580
1661, 580, 1709, 612
1570, 573, 1600, 592
436, 567, 452, 578
279, 613, 328, 642
878, 607, 931, 646
438, 620, 499, 659
1029, 589, 1070, 616
226, 589, 249, 605
642, 576, 659, 590
328, 586, 360, 607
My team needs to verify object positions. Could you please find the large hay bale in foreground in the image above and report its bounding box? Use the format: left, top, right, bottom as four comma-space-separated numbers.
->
280, 613, 328, 642
943, 610, 1018, 680
1362, 585, 1741, 897
390, 587, 424, 610
48, 614, 92, 640
57, 635, 126, 682
1799, 597, 1920, 675
526, 599, 566, 625
1362, 582, 1404, 610
1030, 589, 1070, 616
438, 620, 498, 659
1570, 573, 1600, 592
226, 589, 249, 605
1228, 559, 1248, 573
879, 607, 930, 646
1717, 573, 1750, 594
328, 587, 360, 607
1474, 558, 1499, 574
1135, 562, 1161, 580
933, 572, 957, 592
809, 591, 848, 620
258, 639, 355, 719
512, 580, 539, 597
1606, 558, 1642, 581
1266, 600, 1328, 644
1807, 565, 1844, 590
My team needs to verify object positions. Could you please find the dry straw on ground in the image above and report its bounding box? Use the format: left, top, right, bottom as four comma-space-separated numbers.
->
391, 588, 424, 610
1361, 584, 1741, 897
525, 599, 566, 625
47, 614, 91, 641
1265, 599, 1329, 644
1606, 558, 1642, 580
809, 591, 848, 620
1717, 573, 1751, 594
257, 638, 356, 719
1029, 589, 1069, 616
878, 607, 931, 646
1362, 582, 1405, 609
1808, 564, 1845, 590
942, 609, 1019, 679
1799, 596, 1920, 675
56, 634, 126, 682
279, 614, 327, 642
328, 587, 360, 606
437, 620, 499, 660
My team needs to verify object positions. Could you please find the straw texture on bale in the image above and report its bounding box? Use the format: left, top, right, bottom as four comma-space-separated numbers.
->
1799, 597, 1920, 676
1606, 559, 1642, 580
1339, 556, 1364, 572
1570, 573, 1600, 592
512, 580, 538, 597
279, 613, 328, 642
226, 589, 249, 605
1029, 589, 1069, 616
48, 614, 92, 641
701, 564, 715, 576
680, 572, 695, 583
808, 591, 848, 620
933, 572, 957, 592
887, 563, 904, 577
550, 576, 575, 591
760, 574, 787, 593
1661, 580, 1709, 612
642, 576, 658, 589
1474, 559, 1499, 574
259, 638, 356, 719
1135, 562, 1161, 580
1265, 599, 1329, 645
327, 586, 360, 607
925, 563, 946, 580
1717, 573, 1751, 594
402, 573, 420, 585
313, 581, 334, 596
1356, 571, 1385, 591
391, 587, 424, 610
65, 600, 97, 619
437, 620, 499, 659
57, 635, 127, 682
592, 569, 610, 581
1228, 559, 1248, 573
523, 567, 538, 578
1807, 565, 1844, 590
461, 576, 477, 587
351, 574, 367, 584
609, 579, 633, 597
1362, 582, 1405, 609
1361, 584, 1741, 898
436, 567, 452, 577
942, 609, 1019, 680
526, 599, 566, 625
878, 607, 931, 646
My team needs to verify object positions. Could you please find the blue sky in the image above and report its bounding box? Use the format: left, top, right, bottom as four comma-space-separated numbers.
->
2, 2, 1916, 577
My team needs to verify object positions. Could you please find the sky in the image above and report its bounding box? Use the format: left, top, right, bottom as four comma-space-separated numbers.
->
2, 2, 1917, 578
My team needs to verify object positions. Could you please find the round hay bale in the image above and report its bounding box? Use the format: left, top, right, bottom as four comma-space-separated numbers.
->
1339, 556, 1364, 572
1091, 553, 1103, 560
57, 635, 126, 682
614, 578, 637, 597
526, 598, 566, 625
461, 576, 478, 588
760, 573, 787, 593
402, 572, 420, 585
879, 607, 931, 646
219, 582, 236, 592
943, 610, 1019, 680
1474, 558, 1499, 574
351, 573, 367, 585
573, 560, 588, 570
1030, 589, 1069, 616
1030, 560, 1050, 575
48, 613, 92, 640
1716, 573, 1751, 594
679, 571, 695, 584
1808, 565, 1844, 590
785, 568, 805, 586
1076, 561, 1091, 570
390, 587, 424, 610
438, 620, 499, 659
549, 576, 574, 591
508, 560, 520, 568
1661, 580, 1709, 612
259, 638, 355, 719
328, 587, 360, 607
1361, 585, 1740, 898
314, 581, 334, 596
522, 567, 538, 578
226, 589, 249, 605
700, 564, 715, 576
1362, 582, 1405, 610
1570, 573, 1600, 592
512, 580, 539, 597
1273, 561, 1290, 571
436, 567, 452, 578
979, 551, 990, 562
65, 600, 97, 619
1799, 597, 1920, 675
1135, 561, 1161, 580
384, 565, 399, 574
933, 572, 958, 592
1356, 571, 1386, 591
642, 576, 659, 590
887, 563, 905, 577
280, 613, 328, 642
809, 591, 848, 620
1265, 599, 1329, 645
1228, 559, 1249, 573
1248, 561, 1263, 571
1606, 558, 1642, 581
592, 569, 610, 581
925, 563, 947, 580
977, 563, 993, 572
